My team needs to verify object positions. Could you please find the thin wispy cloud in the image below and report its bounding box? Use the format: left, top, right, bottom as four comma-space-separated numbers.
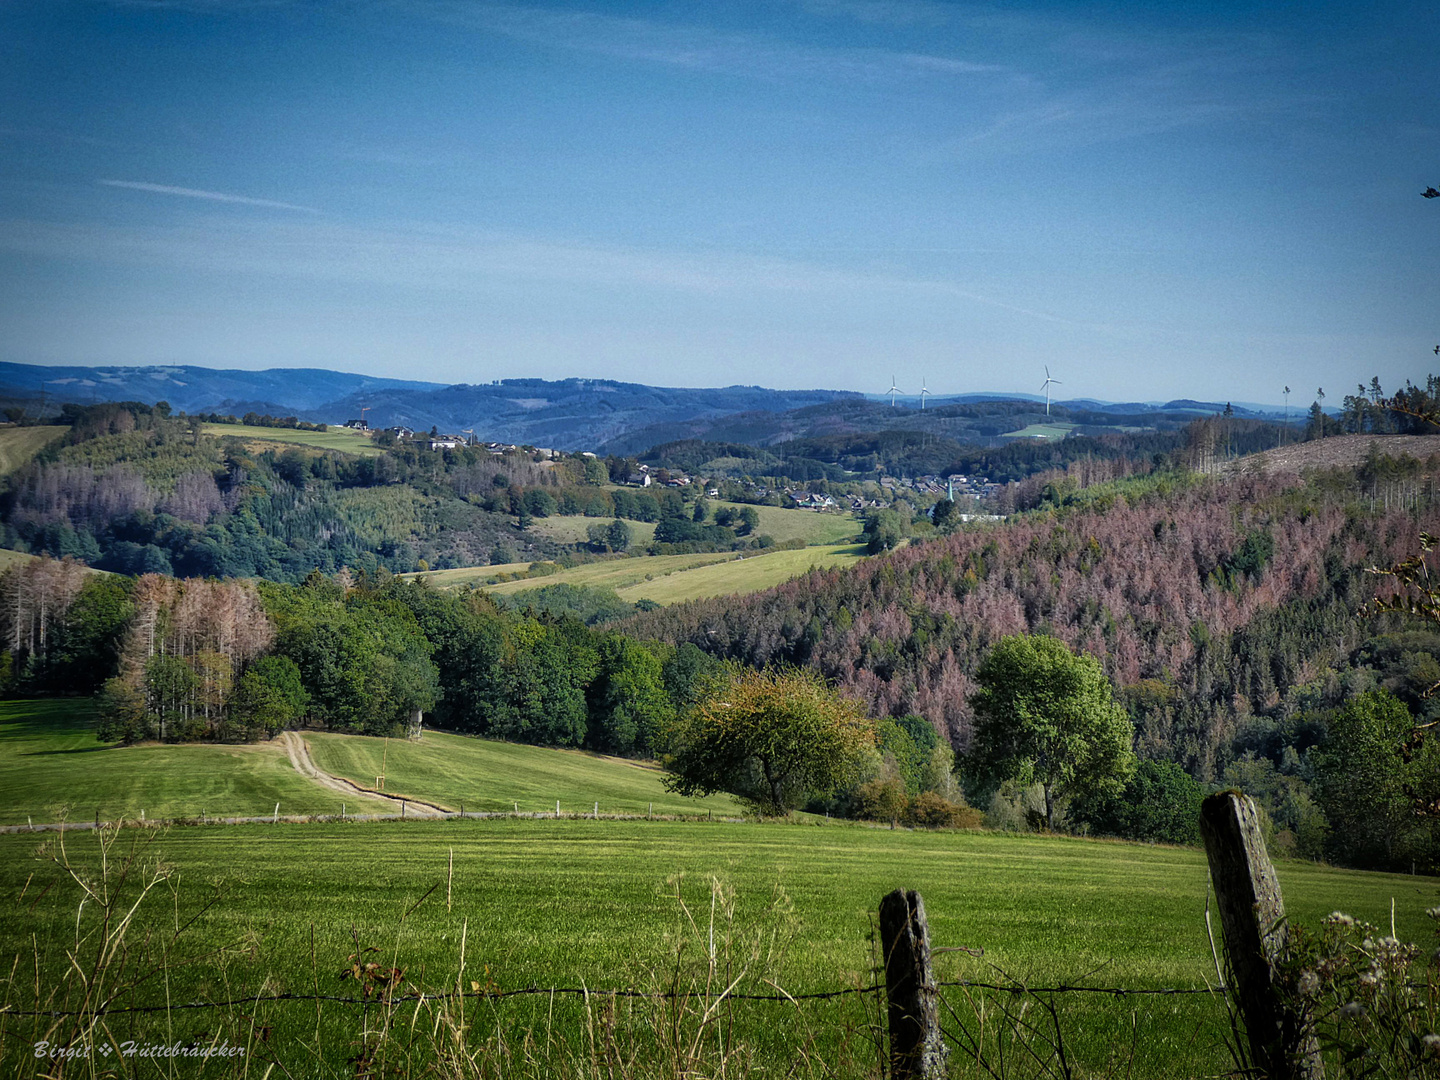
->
98, 180, 319, 214
422, 1, 1008, 84
0, 215, 1084, 329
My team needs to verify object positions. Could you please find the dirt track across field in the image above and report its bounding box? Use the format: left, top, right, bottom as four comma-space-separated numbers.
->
280, 732, 449, 817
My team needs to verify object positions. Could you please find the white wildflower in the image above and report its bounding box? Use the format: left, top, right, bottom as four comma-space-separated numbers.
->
1296, 970, 1320, 997
1339, 1001, 1364, 1019
1423, 1033, 1440, 1055
1325, 912, 1355, 927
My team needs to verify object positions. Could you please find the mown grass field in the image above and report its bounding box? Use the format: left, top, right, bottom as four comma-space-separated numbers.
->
1001, 421, 1076, 440
614, 542, 868, 604
0, 424, 66, 475
200, 422, 384, 456
0, 702, 742, 825
303, 730, 741, 817
0, 700, 390, 825
1, 817, 1434, 1078
417, 550, 735, 593
1, 706, 1436, 1076
413, 543, 868, 605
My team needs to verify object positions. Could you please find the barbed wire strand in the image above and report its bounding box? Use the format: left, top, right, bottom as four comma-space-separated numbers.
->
0, 979, 1227, 1019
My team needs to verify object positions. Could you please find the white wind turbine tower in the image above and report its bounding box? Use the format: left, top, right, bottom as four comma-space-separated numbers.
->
919, 377, 931, 410
887, 375, 903, 407
1040, 366, 1062, 417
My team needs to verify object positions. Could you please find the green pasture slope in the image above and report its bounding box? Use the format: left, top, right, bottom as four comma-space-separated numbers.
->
0, 700, 391, 825
0, 700, 738, 824
200, 422, 384, 455
414, 543, 867, 605
0, 818, 1434, 1077
1002, 421, 1077, 440
713, 501, 861, 545
526, 514, 659, 546
0, 424, 66, 475
302, 730, 741, 816
414, 550, 734, 592
615, 542, 867, 604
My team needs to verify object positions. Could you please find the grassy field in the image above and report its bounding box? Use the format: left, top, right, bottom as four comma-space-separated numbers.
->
411, 543, 868, 606
200, 422, 384, 456
0, 424, 66, 475
1, 816, 1433, 1077
415, 550, 734, 593
1001, 422, 1076, 440
0, 548, 36, 573
0, 700, 391, 824
614, 542, 868, 604
526, 514, 658, 546
303, 730, 741, 817
712, 502, 861, 545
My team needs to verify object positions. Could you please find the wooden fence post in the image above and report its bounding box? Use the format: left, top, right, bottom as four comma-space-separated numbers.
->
1199, 792, 1323, 1080
879, 889, 947, 1080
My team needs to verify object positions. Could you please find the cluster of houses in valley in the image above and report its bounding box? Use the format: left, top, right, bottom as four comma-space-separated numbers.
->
342, 418, 1000, 508
882, 473, 1001, 500
623, 463, 696, 489
345, 419, 556, 457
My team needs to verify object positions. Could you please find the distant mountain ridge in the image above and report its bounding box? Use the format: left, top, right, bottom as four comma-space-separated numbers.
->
0, 361, 1288, 454
323, 379, 864, 450
0, 363, 443, 415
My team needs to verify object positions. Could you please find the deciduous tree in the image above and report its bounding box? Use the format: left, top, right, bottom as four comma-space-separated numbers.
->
966, 634, 1135, 830
663, 668, 875, 815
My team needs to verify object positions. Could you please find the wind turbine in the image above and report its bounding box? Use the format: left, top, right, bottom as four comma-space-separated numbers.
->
1040, 367, 1062, 417
887, 375, 902, 407
919, 378, 931, 410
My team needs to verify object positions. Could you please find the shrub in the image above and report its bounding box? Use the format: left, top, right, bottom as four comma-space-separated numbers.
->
906, 791, 983, 830
856, 773, 908, 823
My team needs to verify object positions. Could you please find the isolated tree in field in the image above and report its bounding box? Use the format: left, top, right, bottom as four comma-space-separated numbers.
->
663, 668, 875, 815
967, 634, 1135, 830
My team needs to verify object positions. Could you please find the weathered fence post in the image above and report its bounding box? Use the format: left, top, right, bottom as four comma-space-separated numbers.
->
879, 889, 947, 1080
1199, 792, 1323, 1080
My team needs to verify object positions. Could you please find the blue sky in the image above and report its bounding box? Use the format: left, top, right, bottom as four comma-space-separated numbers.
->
2, 0, 1436, 403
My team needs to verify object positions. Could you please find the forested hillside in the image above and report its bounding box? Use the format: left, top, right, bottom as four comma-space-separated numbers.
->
624, 463, 1440, 779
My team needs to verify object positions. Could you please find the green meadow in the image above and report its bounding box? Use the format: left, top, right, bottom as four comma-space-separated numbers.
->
1001, 422, 1076, 440
710, 502, 861, 546
526, 514, 659, 546
200, 422, 384, 455
0, 700, 391, 825
413, 550, 733, 593
612, 542, 868, 604
414, 543, 867, 605
3, 701, 1436, 1077
1, 818, 1434, 1078
0, 425, 66, 476
302, 730, 741, 817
